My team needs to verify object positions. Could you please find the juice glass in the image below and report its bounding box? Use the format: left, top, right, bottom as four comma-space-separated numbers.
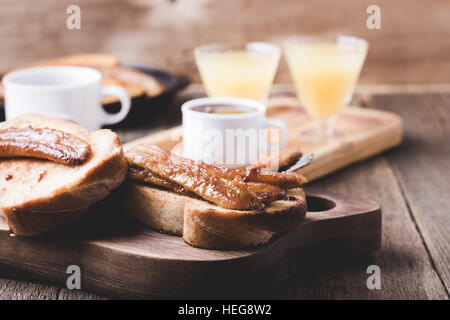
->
194, 42, 280, 102
283, 35, 368, 141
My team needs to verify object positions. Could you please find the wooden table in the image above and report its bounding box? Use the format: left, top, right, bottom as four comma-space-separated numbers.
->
0, 84, 449, 300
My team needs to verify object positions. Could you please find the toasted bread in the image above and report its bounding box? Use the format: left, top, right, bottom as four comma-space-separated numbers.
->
123, 182, 306, 250
97, 66, 164, 104
0, 114, 128, 236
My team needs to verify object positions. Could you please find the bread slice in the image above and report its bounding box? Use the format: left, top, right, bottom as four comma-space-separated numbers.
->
0, 114, 128, 236
98, 66, 164, 104
123, 182, 306, 250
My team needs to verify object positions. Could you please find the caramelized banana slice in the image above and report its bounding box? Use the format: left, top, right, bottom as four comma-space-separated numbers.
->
126, 147, 265, 211
133, 145, 307, 188
129, 164, 286, 205
245, 181, 286, 204
128, 165, 193, 196
0, 126, 92, 165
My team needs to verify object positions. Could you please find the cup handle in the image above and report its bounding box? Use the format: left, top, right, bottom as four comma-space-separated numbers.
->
100, 85, 131, 125
263, 118, 289, 152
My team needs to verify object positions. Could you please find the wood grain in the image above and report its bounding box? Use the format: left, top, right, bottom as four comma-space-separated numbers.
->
0, 0, 449, 84
0, 277, 59, 300
57, 288, 105, 300
279, 156, 448, 299
364, 93, 450, 295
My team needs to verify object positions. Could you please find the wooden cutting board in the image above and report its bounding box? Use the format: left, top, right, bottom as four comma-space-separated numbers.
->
125, 97, 403, 181
0, 189, 381, 299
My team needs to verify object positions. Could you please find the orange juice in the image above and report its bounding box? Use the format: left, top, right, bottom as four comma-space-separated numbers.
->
195, 44, 280, 101
284, 41, 367, 120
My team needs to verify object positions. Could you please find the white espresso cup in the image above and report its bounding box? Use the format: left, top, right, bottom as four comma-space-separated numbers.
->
2, 66, 131, 130
181, 97, 289, 168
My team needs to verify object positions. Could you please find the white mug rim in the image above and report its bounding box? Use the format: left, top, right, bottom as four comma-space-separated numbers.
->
2, 66, 101, 91
181, 97, 266, 120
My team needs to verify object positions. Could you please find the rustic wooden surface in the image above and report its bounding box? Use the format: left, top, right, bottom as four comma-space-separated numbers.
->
1, 0, 450, 84
0, 85, 449, 299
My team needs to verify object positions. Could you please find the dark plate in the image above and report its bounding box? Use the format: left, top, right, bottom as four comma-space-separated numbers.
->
0, 66, 190, 126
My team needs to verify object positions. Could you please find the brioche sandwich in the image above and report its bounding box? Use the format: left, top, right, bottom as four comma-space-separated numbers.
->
0, 53, 164, 104
123, 144, 307, 249
0, 114, 128, 236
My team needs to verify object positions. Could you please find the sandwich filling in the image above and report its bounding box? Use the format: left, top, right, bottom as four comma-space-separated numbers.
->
126, 145, 307, 211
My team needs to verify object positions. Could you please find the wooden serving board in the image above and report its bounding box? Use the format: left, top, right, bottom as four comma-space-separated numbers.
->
0, 189, 380, 299
125, 97, 403, 181
0, 98, 392, 298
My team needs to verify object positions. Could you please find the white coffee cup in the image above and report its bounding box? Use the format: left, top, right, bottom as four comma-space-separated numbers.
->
181, 97, 289, 168
2, 66, 131, 130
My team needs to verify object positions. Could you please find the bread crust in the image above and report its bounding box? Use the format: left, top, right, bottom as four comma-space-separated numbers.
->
123, 183, 306, 249
0, 115, 128, 236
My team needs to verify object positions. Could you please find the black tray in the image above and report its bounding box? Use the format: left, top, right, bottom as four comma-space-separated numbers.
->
0, 66, 190, 126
